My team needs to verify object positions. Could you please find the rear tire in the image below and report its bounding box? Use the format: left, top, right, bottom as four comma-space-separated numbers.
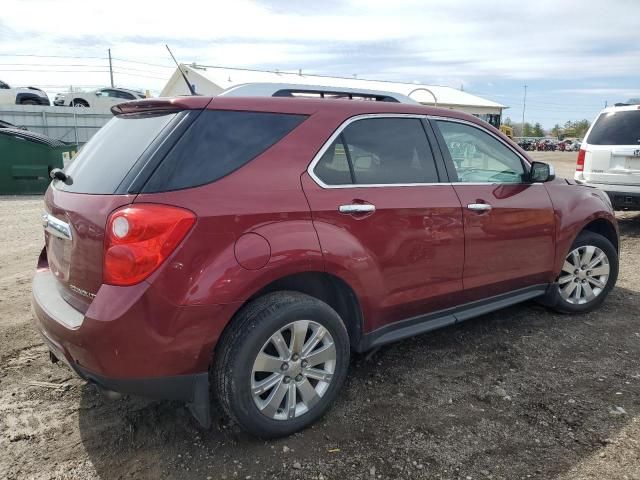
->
71, 99, 89, 107
20, 99, 38, 105
213, 291, 350, 438
552, 231, 618, 313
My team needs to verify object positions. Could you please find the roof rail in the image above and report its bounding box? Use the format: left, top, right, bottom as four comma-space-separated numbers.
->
218, 83, 419, 104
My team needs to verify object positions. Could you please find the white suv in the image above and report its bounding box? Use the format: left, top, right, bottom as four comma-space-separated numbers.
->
53, 87, 146, 108
576, 104, 640, 210
0, 80, 50, 106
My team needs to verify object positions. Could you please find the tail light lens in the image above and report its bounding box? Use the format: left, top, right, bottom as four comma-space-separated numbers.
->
576, 149, 586, 172
104, 204, 196, 286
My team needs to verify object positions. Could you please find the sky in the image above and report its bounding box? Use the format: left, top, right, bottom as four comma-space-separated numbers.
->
1, 0, 638, 128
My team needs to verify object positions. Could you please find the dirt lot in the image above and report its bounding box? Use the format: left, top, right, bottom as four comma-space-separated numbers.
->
1, 152, 639, 480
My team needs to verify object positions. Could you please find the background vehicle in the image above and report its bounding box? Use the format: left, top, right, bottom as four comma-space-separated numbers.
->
32, 92, 619, 438
576, 104, 640, 210
0, 80, 50, 106
53, 87, 146, 108
499, 124, 513, 139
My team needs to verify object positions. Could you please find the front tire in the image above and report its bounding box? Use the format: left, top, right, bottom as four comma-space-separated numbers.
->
553, 231, 618, 313
213, 291, 350, 438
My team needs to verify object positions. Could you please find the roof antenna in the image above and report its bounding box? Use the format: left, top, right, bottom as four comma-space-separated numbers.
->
165, 44, 197, 96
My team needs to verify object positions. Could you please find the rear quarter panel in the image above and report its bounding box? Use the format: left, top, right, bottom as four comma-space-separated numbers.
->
134, 111, 338, 307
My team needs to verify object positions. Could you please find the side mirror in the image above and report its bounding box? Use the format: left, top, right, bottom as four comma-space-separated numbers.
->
529, 161, 555, 182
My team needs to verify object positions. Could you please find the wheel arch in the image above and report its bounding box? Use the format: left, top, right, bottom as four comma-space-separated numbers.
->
580, 217, 619, 252
15, 92, 49, 105
227, 271, 364, 351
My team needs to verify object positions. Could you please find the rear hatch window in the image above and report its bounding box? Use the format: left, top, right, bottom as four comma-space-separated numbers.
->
57, 111, 178, 194
142, 110, 307, 192
587, 110, 640, 145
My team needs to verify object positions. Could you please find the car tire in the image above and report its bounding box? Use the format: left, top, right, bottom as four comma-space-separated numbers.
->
213, 291, 350, 438
20, 99, 38, 105
71, 99, 89, 107
552, 231, 618, 314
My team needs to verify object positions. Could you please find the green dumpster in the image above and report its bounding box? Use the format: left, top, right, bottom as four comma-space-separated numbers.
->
0, 128, 77, 194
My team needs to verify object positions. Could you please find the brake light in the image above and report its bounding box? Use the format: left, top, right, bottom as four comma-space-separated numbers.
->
104, 204, 196, 286
576, 149, 586, 172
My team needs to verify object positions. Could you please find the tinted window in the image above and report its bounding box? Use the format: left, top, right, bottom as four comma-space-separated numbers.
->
55, 112, 178, 194
436, 121, 525, 183
313, 137, 353, 185
143, 110, 307, 192
115, 91, 136, 100
314, 117, 438, 185
346, 118, 438, 184
587, 110, 640, 145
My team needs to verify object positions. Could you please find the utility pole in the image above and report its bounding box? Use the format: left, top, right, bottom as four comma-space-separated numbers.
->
108, 49, 114, 87
522, 84, 528, 134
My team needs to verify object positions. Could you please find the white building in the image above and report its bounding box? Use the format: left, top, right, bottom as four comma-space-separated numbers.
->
161, 64, 507, 127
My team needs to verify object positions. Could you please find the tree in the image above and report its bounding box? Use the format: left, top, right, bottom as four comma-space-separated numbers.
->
573, 119, 590, 138
532, 122, 544, 137
562, 119, 590, 138
551, 124, 562, 138
522, 122, 534, 137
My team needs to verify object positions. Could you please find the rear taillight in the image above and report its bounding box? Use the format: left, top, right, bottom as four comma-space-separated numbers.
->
104, 204, 196, 286
576, 148, 586, 172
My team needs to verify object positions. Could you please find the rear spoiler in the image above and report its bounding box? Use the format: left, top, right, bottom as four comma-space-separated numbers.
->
111, 97, 211, 116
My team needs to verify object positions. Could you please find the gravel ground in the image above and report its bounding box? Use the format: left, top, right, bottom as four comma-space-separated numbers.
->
1, 152, 639, 480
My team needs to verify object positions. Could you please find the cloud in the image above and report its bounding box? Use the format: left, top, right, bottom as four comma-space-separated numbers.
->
557, 88, 640, 97
0, 0, 638, 102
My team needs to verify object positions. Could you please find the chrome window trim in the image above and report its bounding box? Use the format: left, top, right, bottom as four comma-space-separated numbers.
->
306, 113, 534, 190
307, 113, 444, 189
427, 115, 532, 169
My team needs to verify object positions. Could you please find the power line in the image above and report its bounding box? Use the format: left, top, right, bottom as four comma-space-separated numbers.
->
0, 69, 111, 73
112, 70, 169, 81
0, 53, 174, 69
111, 57, 174, 69
0, 63, 107, 67
0, 53, 108, 60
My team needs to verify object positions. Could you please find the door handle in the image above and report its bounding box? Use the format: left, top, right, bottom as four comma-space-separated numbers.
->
339, 204, 376, 214
467, 203, 492, 212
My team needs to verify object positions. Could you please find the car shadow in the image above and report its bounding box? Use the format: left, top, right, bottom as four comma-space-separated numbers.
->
617, 211, 640, 237
78, 283, 640, 479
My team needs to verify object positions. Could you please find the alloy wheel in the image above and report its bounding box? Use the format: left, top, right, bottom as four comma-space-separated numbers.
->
558, 245, 610, 305
251, 320, 336, 420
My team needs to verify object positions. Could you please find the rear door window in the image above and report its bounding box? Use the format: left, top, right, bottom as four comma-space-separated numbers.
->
313, 117, 439, 185
55, 112, 178, 194
143, 110, 307, 192
314, 138, 353, 185
587, 110, 640, 145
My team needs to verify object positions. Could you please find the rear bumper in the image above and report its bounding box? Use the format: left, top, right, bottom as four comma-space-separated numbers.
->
581, 182, 640, 210
40, 328, 210, 425
31, 268, 241, 425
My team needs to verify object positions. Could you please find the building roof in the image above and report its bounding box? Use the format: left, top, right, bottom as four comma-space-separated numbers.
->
161, 64, 506, 109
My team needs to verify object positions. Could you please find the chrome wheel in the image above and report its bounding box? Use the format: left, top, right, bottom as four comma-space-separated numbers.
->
558, 245, 610, 305
251, 320, 336, 421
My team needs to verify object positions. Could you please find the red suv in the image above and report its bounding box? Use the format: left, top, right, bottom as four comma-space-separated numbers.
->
32, 95, 619, 438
